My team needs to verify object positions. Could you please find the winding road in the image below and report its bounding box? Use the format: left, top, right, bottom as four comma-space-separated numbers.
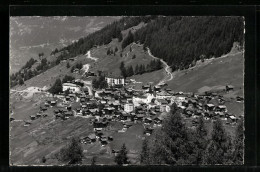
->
81, 50, 99, 96
147, 48, 173, 86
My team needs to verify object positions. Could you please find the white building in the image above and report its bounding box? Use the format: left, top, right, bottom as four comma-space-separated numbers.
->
171, 96, 186, 106
62, 83, 81, 93
132, 93, 155, 107
105, 75, 125, 87
124, 103, 134, 113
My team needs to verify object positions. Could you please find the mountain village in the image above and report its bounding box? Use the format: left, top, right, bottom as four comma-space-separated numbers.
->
10, 64, 244, 153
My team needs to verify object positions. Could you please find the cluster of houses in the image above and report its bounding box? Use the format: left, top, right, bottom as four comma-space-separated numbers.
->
22, 73, 243, 146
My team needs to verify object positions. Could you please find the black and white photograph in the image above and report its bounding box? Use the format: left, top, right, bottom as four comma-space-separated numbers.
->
9, 15, 245, 166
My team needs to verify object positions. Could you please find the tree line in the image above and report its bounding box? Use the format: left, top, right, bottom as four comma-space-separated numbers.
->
71, 62, 83, 73
92, 74, 108, 89
10, 57, 54, 87
54, 16, 156, 64
48, 75, 75, 94
140, 104, 244, 165
119, 59, 163, 78
133, 16, 244, 71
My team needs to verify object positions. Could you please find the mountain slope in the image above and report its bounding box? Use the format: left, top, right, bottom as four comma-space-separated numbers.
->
10, 16, 121, 73
167, 50, 244, 96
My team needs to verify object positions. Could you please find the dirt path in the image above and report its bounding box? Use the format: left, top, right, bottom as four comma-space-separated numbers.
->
85, 50, 98, 61
82, 50, 99, 96
147, 48, 173, 86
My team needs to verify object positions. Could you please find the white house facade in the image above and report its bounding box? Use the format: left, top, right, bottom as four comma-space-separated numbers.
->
62, 83, 81, 93
124, 103, 134, 113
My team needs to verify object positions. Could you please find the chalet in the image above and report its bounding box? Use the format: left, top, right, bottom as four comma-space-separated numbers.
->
154, 85, 161, 91
76, 108, 81, 113
87, 133, 96, 142
40, 106, 47, 111
73, 68, 79, 73
108, 136, 113, 141
142, 84, 150, 90
36, 113, 42, 118
188, 99, 197, 106
24, 120, 32, 126
205, 104, 215, 111
44, 102, 50, 107
67, 105, 72, 111
144, 127, 154, 136
55, 113, 62, 119
215, 111, 225, 118
65, 96, 70, 101
228, 115, 238, 123
147, 102, 156, 109
30, 115, 36, 120
124, 121, 134, 128
64, 111, 73, 117
236, 96, 244, 102
104, 107, 115, 115
80, 98, 86, 103
144, 117, 153, 124
50, 101, 56, 106
101, 138, 108, 146
120, 113, 131, 121
215, 105, 227, 112
10, 117, 15, 122
81, 104, 87, 109
112, 149, 120, 156
135, 114, 145, 121
154, 117, 163, 124
226, 85, 234, 92
93, 121, 108, 129
112, 102, 120, 110
185, 106, 194, 116
96, 131, 103, 137
165, 88, 172, 92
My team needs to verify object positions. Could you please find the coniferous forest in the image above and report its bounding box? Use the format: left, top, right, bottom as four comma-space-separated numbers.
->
140, 104, 244, 165
133, 16, 244, 71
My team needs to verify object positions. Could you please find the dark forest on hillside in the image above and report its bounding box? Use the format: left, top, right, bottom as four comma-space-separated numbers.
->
133, 16, 244, 71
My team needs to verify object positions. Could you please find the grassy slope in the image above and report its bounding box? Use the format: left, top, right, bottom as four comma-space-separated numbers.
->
167, 52, 244, 96
13, 22, 161, 91
13, 54, 93, 91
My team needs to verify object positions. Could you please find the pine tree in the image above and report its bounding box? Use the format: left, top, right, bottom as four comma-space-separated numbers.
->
66, 62, 70, 68
58, 137, 84, 165
135, 64, 139, 75
19, 78, 24, 85
127, 66, 134, 77
91, 156, 97, 165
115, 143, 129, 165
120, 62, 127, 78
140, 138, 149, 164
160, 110, 191, 164
49, 78, 62, 94
194, 116, 208, 164
202, 118, 232, 165
107, 49, 111, 55
233, 119, 244, 164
